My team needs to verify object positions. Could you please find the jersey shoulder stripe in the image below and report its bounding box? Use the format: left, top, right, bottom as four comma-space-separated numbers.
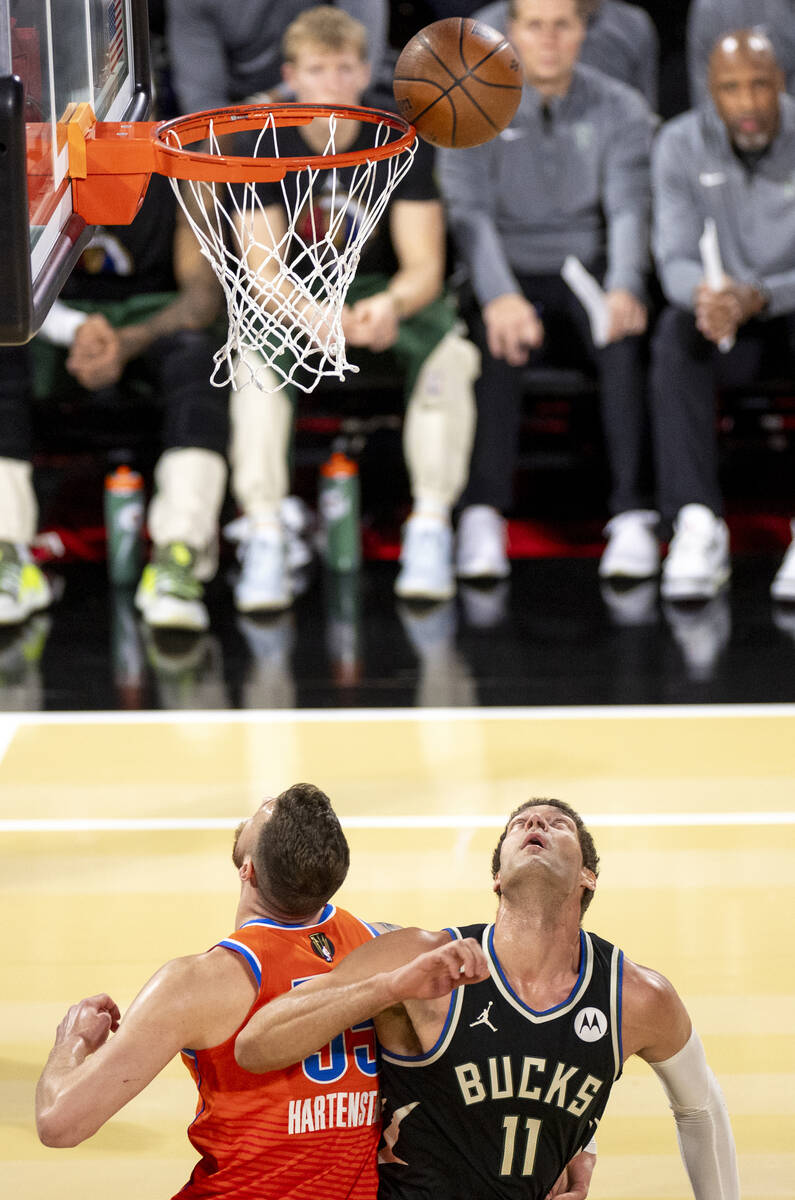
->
380, 926, 464, 1068
356, 917, 381, 937
217, 937, 262, 986
609, 942, 624, 1079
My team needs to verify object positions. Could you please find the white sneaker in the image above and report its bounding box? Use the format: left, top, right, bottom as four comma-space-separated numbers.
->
234, 526, 292, 613
598, 510, 660, 579
771, 520, 795, 601
224, 500, 314, 574
455, 506, 510, 580
394, 517, 455, 602
661, 504, 730, 601
280, 496, 315, 571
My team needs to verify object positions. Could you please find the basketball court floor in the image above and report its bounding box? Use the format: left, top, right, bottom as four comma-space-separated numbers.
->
2, 700, 793, 1199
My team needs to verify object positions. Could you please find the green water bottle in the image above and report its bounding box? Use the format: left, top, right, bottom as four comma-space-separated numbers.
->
104, 464, 145, 586
319, 449, 360, 573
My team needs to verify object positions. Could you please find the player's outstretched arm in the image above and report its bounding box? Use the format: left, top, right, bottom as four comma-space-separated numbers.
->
36, 949, 256, 1147
623, 959, 740, 1200
235, 929, 489, 1073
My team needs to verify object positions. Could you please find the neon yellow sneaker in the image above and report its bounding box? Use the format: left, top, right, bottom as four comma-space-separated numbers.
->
0, 542, 53, 626
134, 542, 209, 632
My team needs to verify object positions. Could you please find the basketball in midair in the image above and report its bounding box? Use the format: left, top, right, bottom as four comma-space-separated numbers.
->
393, 18, 523, 149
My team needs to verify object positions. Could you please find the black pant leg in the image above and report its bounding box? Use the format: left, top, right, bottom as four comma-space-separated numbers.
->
559, 285, 653, 515
0, 344, 33, 462
649, 305, 791, 523
649, 306, 724, 522
142, 329, 229, 457
595, 334, 653, 514
458, 304, 527, 513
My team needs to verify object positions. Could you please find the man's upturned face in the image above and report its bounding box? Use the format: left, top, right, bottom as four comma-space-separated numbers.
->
283, 43, 371, 108
495, 803, 590, 899
508, 0, 586, 90
710, 42, 782, 151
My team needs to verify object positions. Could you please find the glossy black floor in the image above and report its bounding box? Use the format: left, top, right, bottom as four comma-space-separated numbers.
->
3, 550, 793, 712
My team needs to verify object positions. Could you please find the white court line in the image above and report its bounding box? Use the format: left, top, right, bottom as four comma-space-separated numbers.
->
0, 704, 793, 729
1, 812, 793, 833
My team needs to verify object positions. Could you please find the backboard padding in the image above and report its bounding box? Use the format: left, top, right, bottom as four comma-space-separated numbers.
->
0, 0, 151, 343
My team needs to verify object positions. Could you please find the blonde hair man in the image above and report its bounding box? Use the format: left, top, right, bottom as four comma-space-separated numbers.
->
227, 6, 480, 610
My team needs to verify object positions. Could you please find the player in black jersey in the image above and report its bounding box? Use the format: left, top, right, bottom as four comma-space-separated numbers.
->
236, 797, 739, 1200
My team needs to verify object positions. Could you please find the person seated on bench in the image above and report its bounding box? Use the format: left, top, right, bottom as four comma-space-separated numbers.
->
29, 174, 228, 633
650, 29, 795, 601
226, 5, 480, 610
438, 0, 657, 584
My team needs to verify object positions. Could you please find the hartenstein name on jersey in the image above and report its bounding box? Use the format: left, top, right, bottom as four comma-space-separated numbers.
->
455, 1055, 604, 1117
288, 1089, 380, 1135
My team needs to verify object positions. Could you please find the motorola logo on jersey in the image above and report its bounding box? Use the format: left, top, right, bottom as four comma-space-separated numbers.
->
574, 1007, 608, 1042
309, 932, 336, 962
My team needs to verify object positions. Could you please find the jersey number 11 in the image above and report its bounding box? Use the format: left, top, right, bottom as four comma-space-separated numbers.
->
500, 1115, 541, 1176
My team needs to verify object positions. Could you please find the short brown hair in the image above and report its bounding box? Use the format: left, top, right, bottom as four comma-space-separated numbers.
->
491, 797, 600, 917
253, 782, 350, 914
507, 0, 595, 20
283, 5, 369, 64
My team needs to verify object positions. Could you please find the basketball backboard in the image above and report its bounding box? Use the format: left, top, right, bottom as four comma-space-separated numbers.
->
0, 0, 151, 343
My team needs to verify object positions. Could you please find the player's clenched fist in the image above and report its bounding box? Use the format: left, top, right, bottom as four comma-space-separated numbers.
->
385, 937, 489, 1003
55, 994, 121, 1055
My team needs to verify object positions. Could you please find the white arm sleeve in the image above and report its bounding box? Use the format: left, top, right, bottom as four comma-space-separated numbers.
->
38, 299, 88, 347
649, 1029, 740, 1200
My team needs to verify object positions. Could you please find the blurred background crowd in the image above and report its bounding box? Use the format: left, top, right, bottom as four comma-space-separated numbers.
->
1, 0, 794, 709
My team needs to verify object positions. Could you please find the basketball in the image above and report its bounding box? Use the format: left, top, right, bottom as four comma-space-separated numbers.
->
393, 18, 523, 149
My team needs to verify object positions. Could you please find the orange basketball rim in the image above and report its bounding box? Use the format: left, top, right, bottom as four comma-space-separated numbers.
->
63, 100, 416, 225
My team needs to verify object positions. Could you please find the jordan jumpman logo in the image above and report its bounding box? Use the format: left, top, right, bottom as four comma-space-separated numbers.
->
470, 1000, 498, 1031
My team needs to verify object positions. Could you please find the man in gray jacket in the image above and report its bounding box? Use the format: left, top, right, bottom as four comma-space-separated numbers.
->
651, 30, 795, 602
687, 0, 795, 106
475, 0, 660, 109
439, 0, 658, 583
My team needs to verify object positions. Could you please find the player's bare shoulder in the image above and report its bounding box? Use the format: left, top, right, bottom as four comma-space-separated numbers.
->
621, 955, 692, 1063
142, 949, 260, 1050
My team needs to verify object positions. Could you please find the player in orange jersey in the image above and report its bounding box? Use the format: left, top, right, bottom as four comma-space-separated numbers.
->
35, 783, 384, 1199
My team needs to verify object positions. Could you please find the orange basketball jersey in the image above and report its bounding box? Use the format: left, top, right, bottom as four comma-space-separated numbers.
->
174, 904, 381, 1199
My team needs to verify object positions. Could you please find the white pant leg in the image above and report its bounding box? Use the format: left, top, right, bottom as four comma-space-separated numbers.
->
0, 457, 37, 544
229, 353, 292, 524
147, 447, 227, 580
403, 331, 480, 513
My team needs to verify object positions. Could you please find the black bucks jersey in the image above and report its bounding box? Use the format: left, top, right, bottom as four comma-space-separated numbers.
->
377, 923, 624, 1199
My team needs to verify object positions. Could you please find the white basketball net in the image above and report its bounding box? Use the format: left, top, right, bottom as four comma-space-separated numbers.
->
167, 110, 417, 393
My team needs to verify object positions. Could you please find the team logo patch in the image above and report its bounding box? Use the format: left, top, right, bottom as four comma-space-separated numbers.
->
574, 1007, 608, 1042
309, 932, 336, 962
